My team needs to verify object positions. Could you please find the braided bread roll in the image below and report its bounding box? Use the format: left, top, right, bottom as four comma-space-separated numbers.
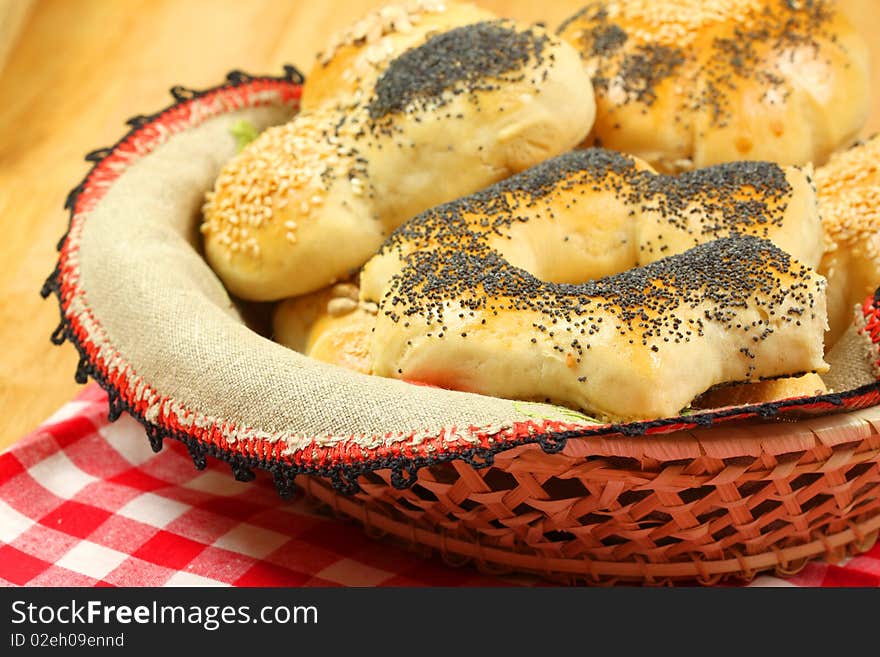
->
558, 0, 869, 172
201, 4, 596, 301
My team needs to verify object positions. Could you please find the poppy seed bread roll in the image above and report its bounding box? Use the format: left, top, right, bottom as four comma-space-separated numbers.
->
302, 0, 496, 110
360, 20, 596, 230
360, 148, 822, 303
558, 0, 869, 172
359, 149, 828, 420
201, 12, 596, 301
368, 236, 827, 421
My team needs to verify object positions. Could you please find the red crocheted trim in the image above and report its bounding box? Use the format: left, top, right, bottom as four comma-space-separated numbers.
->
860, 295, 880, 373
58, 78, 307, 468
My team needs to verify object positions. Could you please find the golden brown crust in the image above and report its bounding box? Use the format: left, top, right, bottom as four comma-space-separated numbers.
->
693, 373, 828, 409
272, 282, 375, 374
558, 0, 869, 171
303, 1, 495, 110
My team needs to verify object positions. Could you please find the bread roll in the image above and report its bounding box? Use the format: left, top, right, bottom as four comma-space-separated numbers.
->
360, 151, 828, 420
272, 282, 374, 374
558, 0, 869, 172
367, 235, 827, 421
816, 135, 880, 346
201, 7, 596, 301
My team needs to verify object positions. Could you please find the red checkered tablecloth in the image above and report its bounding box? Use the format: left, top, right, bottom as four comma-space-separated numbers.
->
2, 384, 879, 587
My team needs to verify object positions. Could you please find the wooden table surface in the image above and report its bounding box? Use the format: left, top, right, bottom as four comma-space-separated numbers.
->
1, 0, 879, 449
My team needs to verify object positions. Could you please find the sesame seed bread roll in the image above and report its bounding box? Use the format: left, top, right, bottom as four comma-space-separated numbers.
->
558, 0, 869, 172
815, 135, 880, 346
303, 0, 496, 110
202, 106, 379, 301
273, 282, 374, 375
202, 17, 596, 301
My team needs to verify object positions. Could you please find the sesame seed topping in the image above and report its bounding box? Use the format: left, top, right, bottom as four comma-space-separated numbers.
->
816, 135, 880, 260
327, 297, 359, 317
201, 106, 369, 260
332, 282, 361, 301
316, 0, 448, 66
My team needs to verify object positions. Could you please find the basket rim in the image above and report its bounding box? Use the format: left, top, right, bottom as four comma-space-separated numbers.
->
40, 67, 880, 499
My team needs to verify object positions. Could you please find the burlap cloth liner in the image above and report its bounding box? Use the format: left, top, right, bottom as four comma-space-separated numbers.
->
56, 74, 880, 483
74, 100, 570, 453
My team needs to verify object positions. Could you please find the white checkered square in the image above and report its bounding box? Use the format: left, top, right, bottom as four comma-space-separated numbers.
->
98, 416, 156, 466
0, 498, 34, 543
165, 570, 229, 587
55, 540, 129, 580
27, 451, 96, 499
213, 523, 288, 558
43, 401, 90, 427
116, 492, 191, 528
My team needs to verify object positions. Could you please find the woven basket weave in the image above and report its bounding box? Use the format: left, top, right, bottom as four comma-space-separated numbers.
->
299, 410, 880, 584
42, 69, 880, 585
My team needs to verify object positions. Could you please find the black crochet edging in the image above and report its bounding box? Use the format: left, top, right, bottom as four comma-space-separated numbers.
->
46, 65, 305, 259
40, 67, 880, 499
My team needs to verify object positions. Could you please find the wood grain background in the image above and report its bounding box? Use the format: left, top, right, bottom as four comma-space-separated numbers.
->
1, 0, 879, 449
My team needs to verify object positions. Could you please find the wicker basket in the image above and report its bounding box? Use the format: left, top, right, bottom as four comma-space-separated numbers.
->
42, 69, 880, 586
299, 409, 880, 585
